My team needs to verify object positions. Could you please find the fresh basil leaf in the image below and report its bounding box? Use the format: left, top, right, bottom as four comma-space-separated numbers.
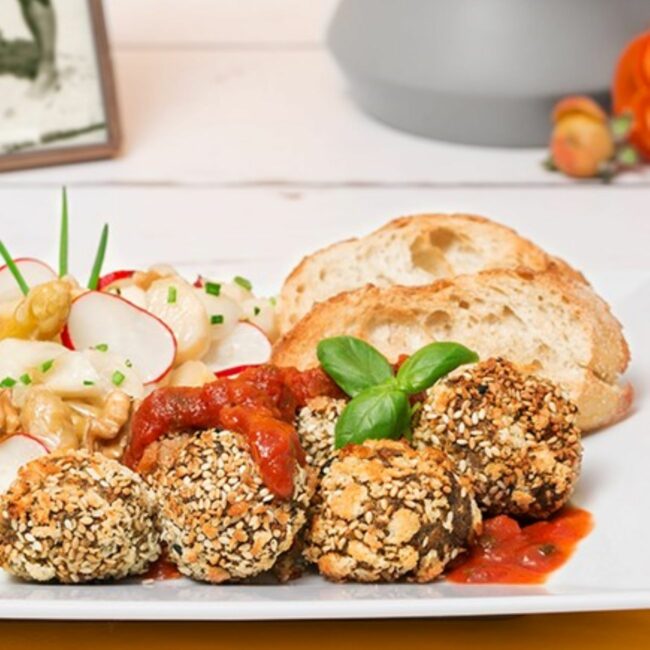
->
334, 385, 410, 449
317, 336, 393, 397
396, 341, 478, 394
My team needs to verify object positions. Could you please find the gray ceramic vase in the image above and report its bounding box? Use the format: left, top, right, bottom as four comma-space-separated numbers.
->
328, 0, 650, 146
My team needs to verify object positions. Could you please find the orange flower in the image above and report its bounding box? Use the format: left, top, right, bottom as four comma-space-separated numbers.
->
613, 31, 650, 159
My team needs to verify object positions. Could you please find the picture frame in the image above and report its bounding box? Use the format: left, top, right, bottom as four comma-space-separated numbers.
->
0, 0, 120, 172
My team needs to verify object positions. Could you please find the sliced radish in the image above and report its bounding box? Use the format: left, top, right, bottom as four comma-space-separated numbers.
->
0, 258, 57, 303
146, 277, 211, 364
0, 434, 49, 493
97, 269, 135, 291
195, 289, 242, 341
64, 291, 176, 384
215, 364, 259, 378
241, 297, 277, 340
202, 322, 271, 373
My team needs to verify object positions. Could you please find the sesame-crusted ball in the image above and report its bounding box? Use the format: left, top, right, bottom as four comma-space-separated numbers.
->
150, 429, 315, 583
295, 396, 347, 472
304, 439, 481, 583
412, 358, 582, 519
0, 451, 160, 583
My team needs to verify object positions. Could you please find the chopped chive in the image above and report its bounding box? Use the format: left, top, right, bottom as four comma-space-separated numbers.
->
19, 373, 31, 386
95, 343, 109, 352
125, 359, 132, 368
87, 223, 109, 290
0, 240, 29, 296
40, 359, 54, 373
83, 379, 95, 386
167, 285, 177, 304
269, 296, 277, 307
210, 314, 224, 325
253, 306, 261, 316
59, 187, 69, 277
112, 370, 125, 386
205, 281, 221, 296
233, 275, 252, 291
0, 376, 16, 388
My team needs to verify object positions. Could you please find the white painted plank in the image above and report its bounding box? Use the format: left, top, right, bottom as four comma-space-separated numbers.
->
1, 186, 648, 300
105, 0, 337, 46
2, 50, 648, 187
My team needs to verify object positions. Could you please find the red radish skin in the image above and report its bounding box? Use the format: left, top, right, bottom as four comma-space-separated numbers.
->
65, 291, 177, 385
98, 269, 136, 291
60, 324, 74, 350
214, 364, 260, 378
11, 433, 51, 453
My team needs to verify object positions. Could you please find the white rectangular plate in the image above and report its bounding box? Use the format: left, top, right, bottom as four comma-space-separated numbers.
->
0, 262, 648, 621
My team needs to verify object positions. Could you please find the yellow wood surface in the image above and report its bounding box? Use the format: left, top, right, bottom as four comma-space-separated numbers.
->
1, 611, 649, 649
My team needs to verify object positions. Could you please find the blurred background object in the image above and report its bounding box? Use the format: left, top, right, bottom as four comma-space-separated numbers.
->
0, 0, 119, 172
328, 0, 650, 146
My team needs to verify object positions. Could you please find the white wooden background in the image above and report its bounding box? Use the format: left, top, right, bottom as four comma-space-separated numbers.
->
1, 0, 649, 291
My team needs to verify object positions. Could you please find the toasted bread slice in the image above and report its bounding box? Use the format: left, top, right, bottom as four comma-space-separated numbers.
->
277, 213, 583, 334
272, 268, 631, 432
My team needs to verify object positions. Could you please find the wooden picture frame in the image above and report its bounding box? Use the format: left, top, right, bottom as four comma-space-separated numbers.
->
0, 0, 121, 172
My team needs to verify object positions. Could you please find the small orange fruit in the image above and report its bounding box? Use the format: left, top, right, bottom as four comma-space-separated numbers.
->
550, 96, 614, 178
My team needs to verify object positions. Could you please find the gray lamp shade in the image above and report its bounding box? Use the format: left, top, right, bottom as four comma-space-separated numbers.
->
328, 0, 650, 146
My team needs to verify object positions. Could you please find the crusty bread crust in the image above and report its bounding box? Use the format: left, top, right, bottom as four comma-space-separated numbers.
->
272, 267, 630, 432
278, 213, 584, 334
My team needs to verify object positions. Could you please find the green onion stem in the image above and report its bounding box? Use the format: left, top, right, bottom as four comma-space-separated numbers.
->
59, 187, 69, 277
87, 223, 109, 290
0, 240, 29, 295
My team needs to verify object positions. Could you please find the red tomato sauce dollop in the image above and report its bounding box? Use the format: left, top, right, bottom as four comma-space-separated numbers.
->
447, 508, 593, 584
124, 365, 342, 500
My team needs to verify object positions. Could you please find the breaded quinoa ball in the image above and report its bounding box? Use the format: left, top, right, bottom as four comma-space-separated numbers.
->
412, 358, 582, 519
295, 396, 347, 472
0, 451, 160, 583
304, 439, 481, 583
151, 429, 315, 583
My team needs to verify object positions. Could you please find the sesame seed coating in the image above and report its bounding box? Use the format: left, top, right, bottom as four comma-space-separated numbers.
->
150, 429, 316, 584
0, 450, 160, 583
295, 396, 347, 472
304, 439, 482, 583
412, 358, 582, 519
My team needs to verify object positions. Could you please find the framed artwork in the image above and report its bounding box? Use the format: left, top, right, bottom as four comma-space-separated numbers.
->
0, 0, 120, 172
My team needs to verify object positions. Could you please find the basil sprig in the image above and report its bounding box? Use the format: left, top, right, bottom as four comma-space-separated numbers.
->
316, 336, 393, 397
317, 336, 478, 449
396, 341, 479, 394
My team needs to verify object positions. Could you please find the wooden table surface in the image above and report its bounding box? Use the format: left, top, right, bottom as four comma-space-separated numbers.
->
1, 1, 649, 645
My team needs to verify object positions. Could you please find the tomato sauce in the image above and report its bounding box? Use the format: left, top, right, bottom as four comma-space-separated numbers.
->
143, 556, 182, 581
125, 365, 342, 499
447, 508, 593, 584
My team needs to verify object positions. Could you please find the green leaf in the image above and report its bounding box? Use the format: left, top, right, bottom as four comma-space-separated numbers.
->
334, 385, 410, 449
59, 187, 69, 277
542, 156, 558, 172
610, 113, 634, 141
617, 145, 640, 167
396, 341, 478, 394
317, 336, 394, 397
